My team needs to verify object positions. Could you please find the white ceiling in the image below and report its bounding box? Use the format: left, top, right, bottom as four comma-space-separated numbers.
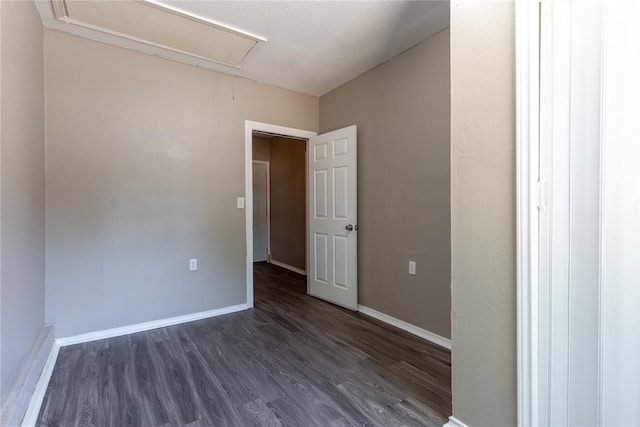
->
36, 1, 450, 96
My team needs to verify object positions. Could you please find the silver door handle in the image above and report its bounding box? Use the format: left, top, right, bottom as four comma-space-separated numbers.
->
345, 224, 353, 231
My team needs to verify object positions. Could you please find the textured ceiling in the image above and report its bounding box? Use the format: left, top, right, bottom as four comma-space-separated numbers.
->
36, 1, 450, 96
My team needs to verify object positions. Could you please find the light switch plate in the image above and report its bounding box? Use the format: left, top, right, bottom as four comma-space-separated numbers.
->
237, 197, 245, 209
408, 261, 416, 275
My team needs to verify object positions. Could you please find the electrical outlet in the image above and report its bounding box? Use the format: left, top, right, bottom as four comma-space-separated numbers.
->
408, 261, 416, 275
189, 259, 198, 271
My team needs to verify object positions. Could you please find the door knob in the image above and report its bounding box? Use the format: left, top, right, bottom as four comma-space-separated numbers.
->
345, 224, 354, 231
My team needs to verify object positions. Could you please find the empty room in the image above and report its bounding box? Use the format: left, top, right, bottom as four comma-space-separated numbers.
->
2, 1, 456, 424
3, 0, 639, 427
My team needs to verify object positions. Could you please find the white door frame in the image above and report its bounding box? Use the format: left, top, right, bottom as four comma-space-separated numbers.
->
252, 160, 271, 262
244, 121, 316, 307
515, 1, 540, 425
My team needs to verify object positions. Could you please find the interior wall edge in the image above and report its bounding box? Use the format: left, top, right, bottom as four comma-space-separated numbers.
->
450, 1, 517, 425
0, 0, 47, 410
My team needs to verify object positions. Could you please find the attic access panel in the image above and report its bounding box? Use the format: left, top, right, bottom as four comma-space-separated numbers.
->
51, 0, 264, 68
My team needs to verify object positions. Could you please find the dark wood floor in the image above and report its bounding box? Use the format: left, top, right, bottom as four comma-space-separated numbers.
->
37, 263, 451, 426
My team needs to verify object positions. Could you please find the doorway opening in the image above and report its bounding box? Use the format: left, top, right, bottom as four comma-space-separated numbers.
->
245, 121, 359, 311
252, 159, 270, 263
244, 122, 316, 307
252, 131, 308, 268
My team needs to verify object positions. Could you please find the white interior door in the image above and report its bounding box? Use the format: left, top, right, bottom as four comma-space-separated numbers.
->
252, 162, 269, 262
308, 125, 357, 310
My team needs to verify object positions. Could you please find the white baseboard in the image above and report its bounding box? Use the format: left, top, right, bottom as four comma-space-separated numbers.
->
0, 326, 54, 427
19, 303, 248, 426
21, 340, 60, 427
56, 303, 249, 347
357, 305, 451, 350
270, 259, 306, 275
443, 416, 469, 427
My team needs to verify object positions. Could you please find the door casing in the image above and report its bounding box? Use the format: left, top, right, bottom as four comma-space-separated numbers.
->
244, 121, 316, 307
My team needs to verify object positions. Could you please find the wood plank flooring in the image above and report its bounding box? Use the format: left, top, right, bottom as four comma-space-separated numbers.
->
37, 263, 451, 426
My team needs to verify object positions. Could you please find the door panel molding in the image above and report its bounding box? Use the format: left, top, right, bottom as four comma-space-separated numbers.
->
308, 125, 357, 311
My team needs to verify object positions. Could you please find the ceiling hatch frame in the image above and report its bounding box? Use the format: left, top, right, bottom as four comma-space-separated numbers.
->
49, 0, 267, 69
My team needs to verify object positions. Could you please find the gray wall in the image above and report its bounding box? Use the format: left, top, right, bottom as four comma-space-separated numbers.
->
450, 1, 516, 426
45, 30, 318, 338
269, 137, 306, 271
0, 0, 46, 401
320, 29, 451, 339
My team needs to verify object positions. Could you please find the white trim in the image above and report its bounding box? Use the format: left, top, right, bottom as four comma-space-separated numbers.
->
252, 160, 271, 262
304, 138, 309, 282
55, 303, 248, 347
140, 0, 267, 42
53, 17, 250, 70
50, 0, 267, 69
515, 0, 540, 426
270, 259, 306, 276
443, 415, 469, 427
21, 341, 60, 427
245, 121, 316, 308
0, 326, 54, 427
357, 305, 451, 350
20, 304, 248, 425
